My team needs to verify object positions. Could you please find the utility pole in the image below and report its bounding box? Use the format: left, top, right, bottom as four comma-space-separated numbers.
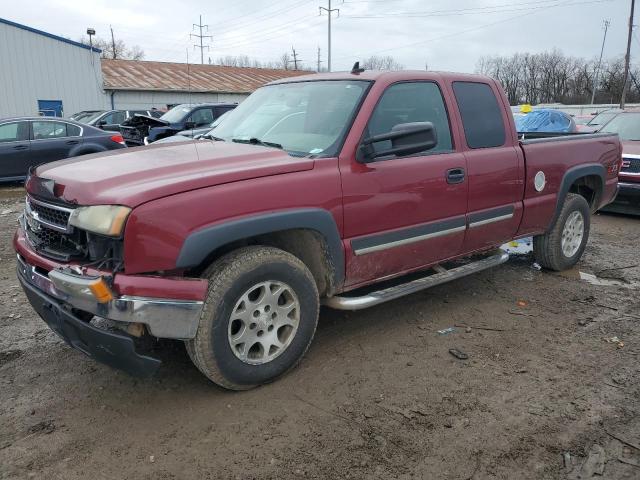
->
191, 14, 212, 65
590, 20, 610, 105
110, 25, 116, 59
621, 0, 635, 108
319, 0, 339, 72
291, 47, 302, 70
317, 46, 323, 72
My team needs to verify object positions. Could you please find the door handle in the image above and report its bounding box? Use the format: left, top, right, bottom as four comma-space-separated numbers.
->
12, 145, 28, 150
65, 140, 79, 145
446, 168, 465, 184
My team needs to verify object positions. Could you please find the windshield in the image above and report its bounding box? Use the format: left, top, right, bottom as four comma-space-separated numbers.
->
76, 111, 104, 123
213, 80, 370, 156
160, 105, 193, 123
600, 112, 640, 141
588, 111, 618, 126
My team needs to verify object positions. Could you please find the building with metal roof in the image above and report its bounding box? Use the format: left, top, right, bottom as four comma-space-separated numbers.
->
0, 17, 108, 118
0, 17, 311, 118
101, 59, 309, 110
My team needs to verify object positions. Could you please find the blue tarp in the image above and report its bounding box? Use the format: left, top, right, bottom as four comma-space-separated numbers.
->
516, 109, 576, 133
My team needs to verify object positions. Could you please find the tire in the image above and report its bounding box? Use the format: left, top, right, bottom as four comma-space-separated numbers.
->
186, 246, 319, 390
533, 193, 591, 271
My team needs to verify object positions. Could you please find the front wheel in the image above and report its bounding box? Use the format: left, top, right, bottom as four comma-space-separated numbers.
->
186, 246, 319, 390
533, 193, 591, 271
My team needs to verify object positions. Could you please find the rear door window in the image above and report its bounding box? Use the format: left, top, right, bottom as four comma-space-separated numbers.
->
0, 122, 28, 142
452, 82, 506, 148
66, 123, 81, 136
32, 121, 69, 139
366, 81, 453, 158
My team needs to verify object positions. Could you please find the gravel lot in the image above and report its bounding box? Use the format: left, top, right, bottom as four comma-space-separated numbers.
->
0, 186, 639, 480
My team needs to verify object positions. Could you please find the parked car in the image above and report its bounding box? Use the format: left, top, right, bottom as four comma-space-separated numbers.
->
153, 110, 234, 144
598, 110, 640, 213
577, 108, 623, 132
0, 117, 126, 181
68, 110, 103, 122
119, 103, 237, 146
81, 109, 162, 132
516, 109, 577, 133
15, 70, 620, 389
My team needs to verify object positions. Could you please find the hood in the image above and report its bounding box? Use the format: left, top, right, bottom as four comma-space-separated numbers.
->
33, 141, 315, 207
121, 114, 169, 128
621, 140, 640, 156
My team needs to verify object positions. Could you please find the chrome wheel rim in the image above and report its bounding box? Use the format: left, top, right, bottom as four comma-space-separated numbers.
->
227, 281, 300, 365
561, 211, 584, 258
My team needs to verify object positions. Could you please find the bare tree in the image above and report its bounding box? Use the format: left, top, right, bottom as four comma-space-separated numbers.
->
476, 50, 639, 105
80, 36, 145, 60
362, 55, 404, 71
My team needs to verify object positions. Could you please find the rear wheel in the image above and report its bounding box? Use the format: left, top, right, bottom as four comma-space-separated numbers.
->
186, 246, 319, 390
533, 193, 590, 271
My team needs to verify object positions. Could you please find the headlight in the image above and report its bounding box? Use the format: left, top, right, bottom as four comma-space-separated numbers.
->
69, 205, 131, 237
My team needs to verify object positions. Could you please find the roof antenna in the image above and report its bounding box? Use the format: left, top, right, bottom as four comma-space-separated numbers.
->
351, 61, 365, 75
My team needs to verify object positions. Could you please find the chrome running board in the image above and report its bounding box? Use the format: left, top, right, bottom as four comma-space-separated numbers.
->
323, 251, 510, 311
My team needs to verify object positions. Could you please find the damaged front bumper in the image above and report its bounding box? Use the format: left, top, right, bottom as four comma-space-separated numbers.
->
15, 230, 207, 377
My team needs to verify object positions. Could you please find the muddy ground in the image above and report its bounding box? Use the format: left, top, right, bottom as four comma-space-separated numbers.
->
0, 186, 639, 480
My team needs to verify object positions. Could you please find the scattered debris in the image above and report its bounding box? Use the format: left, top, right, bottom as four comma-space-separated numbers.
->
515, 368, 528, 374
454, 324, 505, 332
579, 271, 627, 287
508, 310, 535, 317
563, 451, 572, 472
579, 444, 605, 477
0, 349, 22, 367
603, 336, 625, 348
0, 209, 13, 215
618, 457, 640, 468
449, 348, 469, 360
501, 237, 533, 255
28, 420, 55, 435
516, 300, 528, 307
149, 455, 155, 463
437, 327, 455, 335
606, 430, 640, 451
531, 262, 542, 271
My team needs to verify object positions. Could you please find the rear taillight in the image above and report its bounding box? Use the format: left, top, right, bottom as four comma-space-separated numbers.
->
110, 134, 125, 145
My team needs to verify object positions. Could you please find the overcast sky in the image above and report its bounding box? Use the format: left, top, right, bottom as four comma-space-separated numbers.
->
3, 0, 632, 72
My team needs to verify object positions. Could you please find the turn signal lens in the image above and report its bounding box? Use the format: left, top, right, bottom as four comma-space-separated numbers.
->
88, 278, 114, 304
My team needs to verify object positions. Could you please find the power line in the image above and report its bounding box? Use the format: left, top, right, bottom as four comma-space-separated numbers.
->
190, 14, 212, 65
319, 0, 340, 72
334, 0, 612, 62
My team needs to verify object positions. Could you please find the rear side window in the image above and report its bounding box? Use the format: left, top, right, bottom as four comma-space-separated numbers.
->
452, 82, 505, 149
366, 81, 453, 157
67, 124, 81, 136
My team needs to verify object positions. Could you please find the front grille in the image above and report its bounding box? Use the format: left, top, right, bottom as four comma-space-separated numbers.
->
622, 157, 640, 173
28, 198, 71, 229
25, 222, 84, 260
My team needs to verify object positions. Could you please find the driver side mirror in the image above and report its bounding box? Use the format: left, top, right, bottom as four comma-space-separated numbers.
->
358, 122, 438, 163
97, 120, 107, 127
184, 121, 196, 130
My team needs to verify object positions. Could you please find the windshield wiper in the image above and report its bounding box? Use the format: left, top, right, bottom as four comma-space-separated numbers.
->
231, 137, 283, 150
201, 133, 224, 141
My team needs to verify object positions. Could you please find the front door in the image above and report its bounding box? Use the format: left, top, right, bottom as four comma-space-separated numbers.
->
341, 81, 468, 288
0, 121, 31, 178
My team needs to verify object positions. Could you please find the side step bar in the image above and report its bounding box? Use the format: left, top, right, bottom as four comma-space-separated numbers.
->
323, 251, 510, 311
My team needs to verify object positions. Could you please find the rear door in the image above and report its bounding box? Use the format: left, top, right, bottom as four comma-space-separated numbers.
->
450, 81, 524, 252
340, 80, 468, 288
30, 120, 83, 165
0, 121, 31, 178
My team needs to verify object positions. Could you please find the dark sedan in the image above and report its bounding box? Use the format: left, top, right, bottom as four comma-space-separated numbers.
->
0, 117, 126, 182
120, 103, 237, 146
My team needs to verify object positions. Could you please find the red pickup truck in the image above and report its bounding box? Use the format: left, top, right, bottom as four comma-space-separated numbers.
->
15, 70, 621, 390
